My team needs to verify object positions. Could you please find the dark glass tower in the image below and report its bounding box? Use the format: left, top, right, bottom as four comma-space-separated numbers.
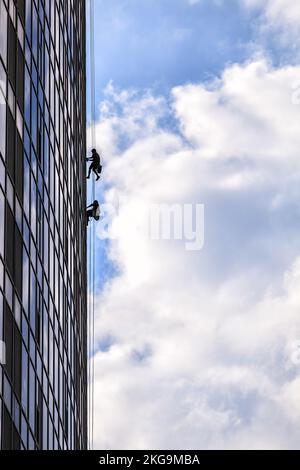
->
0, 0, 87, 449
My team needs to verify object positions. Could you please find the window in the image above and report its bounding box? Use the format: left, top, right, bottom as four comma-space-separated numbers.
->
0, 92, 6, 161
0, 291, 3, 341
0, 0, 8, 66
16, 42, 24, 112
21, 343, 28, 414
0, 189, 4, 258
24, 65, 31, 131
37, 195, 42, 254
5, 204, 14, 279
30, 175, 37, 240
36, 289, 42, 345
28, 362, 35, 431
14, 225, 23, 299
42, 305, 48, 368
35, 384, 42, 448
15, 131, 23, 203
12, 422, 20, 450
25, 0, 31, 41
16, 1, 25, 27
3, 372, 12, 412
42, 399, 48, 449
23, 153, 30, 221
29, 267, 36, 333
0, 156, 5, 191
14, 294, 21, 329
16, 104, 23, 139
4, 301, 13, 382
13, 322, 21, 399
31, 4, 38, 64
21, 314, 28, 346
15, 196, 22, 233
31, 87, 37, 151
22, 247, 29, 315
21, 412, 28, 447
6, 109, 15, 181
37, 129, 42, 163
2, 405, 12, 450
8, 19, 16, 90
6, 174, 14, 211
43, 218, 49, 275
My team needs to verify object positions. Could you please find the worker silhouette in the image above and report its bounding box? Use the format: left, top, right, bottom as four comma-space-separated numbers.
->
86, 200, 100, 225
86, 149, 102, 181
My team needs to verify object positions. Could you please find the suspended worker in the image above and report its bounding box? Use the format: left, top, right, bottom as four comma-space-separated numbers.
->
86, 200, 100, 225
86, 148, 102, 181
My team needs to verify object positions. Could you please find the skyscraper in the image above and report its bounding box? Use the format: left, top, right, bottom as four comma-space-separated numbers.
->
0, 0, 87, 449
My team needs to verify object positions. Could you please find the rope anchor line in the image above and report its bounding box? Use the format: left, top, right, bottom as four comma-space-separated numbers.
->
87, 0, 96, 451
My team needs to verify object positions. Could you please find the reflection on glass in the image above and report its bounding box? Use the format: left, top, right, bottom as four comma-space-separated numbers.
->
0, 1, 7, 65
0, 0, 87, 450
31, 88, 37, 150
0, 189, 4, 258
22, 248, 29, 315
21, 343, 28, 414
0, 90, 6, 159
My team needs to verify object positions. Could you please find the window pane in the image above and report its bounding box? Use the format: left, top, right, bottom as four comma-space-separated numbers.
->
22, 247, 29, 315
31, 88, 37, 150
24, 65, 30, 131
0, 188, 4, 258
0, 95, 6, 160
0, 1, 8, 66
29, 362, 35, 430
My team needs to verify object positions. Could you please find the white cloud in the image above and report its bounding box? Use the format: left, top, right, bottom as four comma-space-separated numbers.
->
91, 58, 300, 449
173, 60, 300, 164
243, 0, 300, 39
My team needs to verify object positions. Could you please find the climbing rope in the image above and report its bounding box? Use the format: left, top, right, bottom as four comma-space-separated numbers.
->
87, 0, 96, 450
88, 207, 93, 450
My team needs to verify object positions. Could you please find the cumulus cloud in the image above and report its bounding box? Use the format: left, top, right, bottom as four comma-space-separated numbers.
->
243, 0, 300, 55
91, 57, 300, 449
244, 0, 300, 27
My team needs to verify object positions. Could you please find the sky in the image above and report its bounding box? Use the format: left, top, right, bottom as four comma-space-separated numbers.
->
88, 0, 300, 449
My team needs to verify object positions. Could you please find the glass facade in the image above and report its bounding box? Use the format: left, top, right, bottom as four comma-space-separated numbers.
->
0, 0, 87, 449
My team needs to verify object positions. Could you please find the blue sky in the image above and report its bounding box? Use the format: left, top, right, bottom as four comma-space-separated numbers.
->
91, 0, 258, 109
88, 0, 300, 450
88, 0, 298, 291
89, 0, 259, 289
